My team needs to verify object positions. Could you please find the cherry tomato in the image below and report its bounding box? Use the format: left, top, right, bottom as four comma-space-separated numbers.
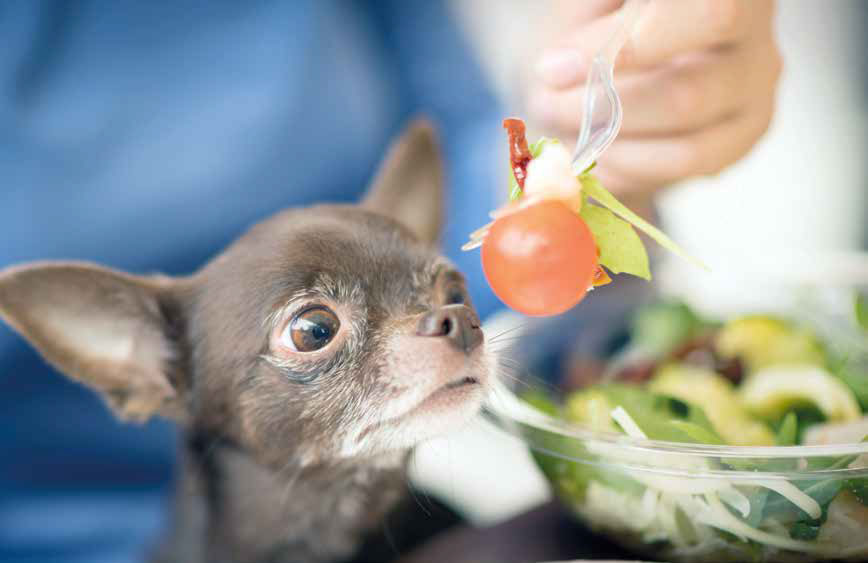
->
481, 200, 598, 316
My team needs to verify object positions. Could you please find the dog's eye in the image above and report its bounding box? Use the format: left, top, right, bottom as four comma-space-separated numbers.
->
282, 306, 340, 352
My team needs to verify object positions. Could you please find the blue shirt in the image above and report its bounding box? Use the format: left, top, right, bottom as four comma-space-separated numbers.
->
0, 2, 502, 561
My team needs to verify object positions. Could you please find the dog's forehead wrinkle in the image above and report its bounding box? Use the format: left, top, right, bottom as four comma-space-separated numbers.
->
275, 252, 433, 318
246, 209, 442, 314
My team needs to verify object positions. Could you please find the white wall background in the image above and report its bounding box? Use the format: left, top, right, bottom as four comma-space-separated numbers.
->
656, 0, 868, 316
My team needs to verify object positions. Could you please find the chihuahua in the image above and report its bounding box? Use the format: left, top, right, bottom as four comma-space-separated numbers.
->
0, 121, 494, 563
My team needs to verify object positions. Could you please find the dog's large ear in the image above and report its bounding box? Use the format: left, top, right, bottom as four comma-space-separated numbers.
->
362, 119, 444, 246
0, 262, 185, 422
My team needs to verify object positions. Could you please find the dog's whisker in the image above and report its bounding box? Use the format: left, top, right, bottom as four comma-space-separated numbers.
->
486, 321, 531, 342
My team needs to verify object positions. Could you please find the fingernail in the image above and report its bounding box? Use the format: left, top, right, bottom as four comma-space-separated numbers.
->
536, 50, 586, 88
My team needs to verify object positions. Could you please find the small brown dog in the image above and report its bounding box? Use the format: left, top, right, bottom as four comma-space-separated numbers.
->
0, 121, 493, 563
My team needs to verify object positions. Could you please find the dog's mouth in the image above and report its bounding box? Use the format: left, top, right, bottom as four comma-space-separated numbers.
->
402, 374, 483, 419
356, 374, 484, 445
408, 374, 482, 413
442, 375, 480, 391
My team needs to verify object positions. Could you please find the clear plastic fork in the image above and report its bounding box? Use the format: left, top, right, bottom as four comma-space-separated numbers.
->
571, 0, 649, 176
461, 0, 648, 253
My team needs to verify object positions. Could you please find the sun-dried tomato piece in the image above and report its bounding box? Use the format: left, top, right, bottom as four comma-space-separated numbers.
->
503, 118, 533, 189
591, 265, 612, 287
614, 359, 658, 384
670, 332, 745, 384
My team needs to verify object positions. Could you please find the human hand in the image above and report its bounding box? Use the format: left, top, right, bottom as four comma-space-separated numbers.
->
528, 0, 782, 196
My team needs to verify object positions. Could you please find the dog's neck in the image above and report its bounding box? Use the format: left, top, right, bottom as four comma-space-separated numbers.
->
157, 433, 408, 563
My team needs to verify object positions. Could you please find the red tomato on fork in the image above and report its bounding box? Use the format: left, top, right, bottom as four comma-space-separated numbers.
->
481, 199, 598, 316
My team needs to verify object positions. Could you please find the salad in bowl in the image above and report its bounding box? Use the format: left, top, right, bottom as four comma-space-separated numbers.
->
487, 297, 868, 562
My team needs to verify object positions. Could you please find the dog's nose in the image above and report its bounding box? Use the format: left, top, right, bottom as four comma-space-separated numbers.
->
416, 304, 483, 353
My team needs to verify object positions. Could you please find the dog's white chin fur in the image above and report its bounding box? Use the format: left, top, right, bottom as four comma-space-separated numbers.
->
373, 383, 486, 453
336, 343, 495, 459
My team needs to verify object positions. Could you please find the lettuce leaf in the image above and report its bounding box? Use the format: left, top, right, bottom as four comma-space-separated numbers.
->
667, 419, 726, 445
745, 487, 771, 528
580, 174, 707, 271
508, 163, 522, 201
830, 361, 868, 411
522, 389, 560, 417
580, 202, 651, 280
846, 478, 868, 505
530, 137, 557, 157
630, 300, 708, 357
856, 292, 868, 332
843, 437, 868, 505
585, 384, 723, 444
786, 481, 842, 540
775, 412, 798, 446
760, 453, 856, 540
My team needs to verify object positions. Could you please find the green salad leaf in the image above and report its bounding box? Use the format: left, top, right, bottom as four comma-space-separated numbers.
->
508, 164, 522, 201
567, 383, 724, 444
630, 301, 709, 357
722, 411, 831, 475
667, 419, 726, 445
579, 202, 651, 280
856, 292, 868, 332
832, 360, 868, 410
775, 412, 798, 446
726, 413, 800, 473
787, 482, 841, 541
529, 137, 556, 157
745, 487, 771, 528
723, 449, 856, 536
522, 389, 560, 417
579, 174, 707, 270
843, 437, 868, 505
789, 520, 825, 541
776, 479, 841, 540
759, 454, 856, 540
846, 478, 868, 505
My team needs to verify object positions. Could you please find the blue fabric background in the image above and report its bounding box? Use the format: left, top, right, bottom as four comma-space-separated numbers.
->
0, 2, 502, 561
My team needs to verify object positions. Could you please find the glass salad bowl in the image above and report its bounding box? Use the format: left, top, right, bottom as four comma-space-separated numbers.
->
484, 288, 868, 563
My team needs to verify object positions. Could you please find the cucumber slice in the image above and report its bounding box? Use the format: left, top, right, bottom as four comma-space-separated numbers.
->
740, 367, 862, 423
650, 364, 775, 446
715, 315, 826, 372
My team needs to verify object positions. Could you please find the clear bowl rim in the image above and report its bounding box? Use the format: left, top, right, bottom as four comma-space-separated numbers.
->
484, 281, 868, 479
484, 393, 868, 480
